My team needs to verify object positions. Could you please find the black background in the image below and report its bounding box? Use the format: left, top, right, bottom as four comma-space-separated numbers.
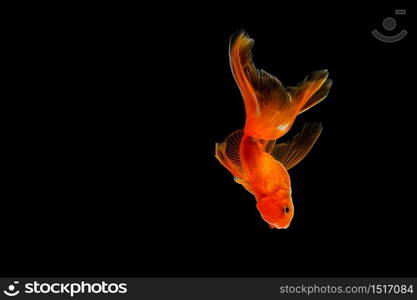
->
3, 4, 415, 277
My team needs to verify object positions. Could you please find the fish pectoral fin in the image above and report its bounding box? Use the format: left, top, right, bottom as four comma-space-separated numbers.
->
215, 129, 247, 180
234, 176, 254, 195
262, 139, 277, 154
287, 70, 333, 114
271, 122, 323, 170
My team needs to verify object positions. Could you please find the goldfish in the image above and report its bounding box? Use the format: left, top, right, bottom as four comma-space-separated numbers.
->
215, 31, 332, 229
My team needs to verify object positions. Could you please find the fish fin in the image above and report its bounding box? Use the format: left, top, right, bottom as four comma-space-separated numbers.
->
287, 70, 332, 114
257, 139, 276, 153
229, 30, 259, 120
271, 122, 323, 170
229, 31, 292, 140
215, 129, 246, 180
234, 177, 254, 195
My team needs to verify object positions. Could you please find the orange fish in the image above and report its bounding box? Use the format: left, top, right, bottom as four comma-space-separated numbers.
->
215, 31, 332, 229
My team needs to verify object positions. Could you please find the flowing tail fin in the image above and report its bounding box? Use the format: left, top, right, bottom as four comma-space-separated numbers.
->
288, 70, 333, 115
229, 31, 332, 141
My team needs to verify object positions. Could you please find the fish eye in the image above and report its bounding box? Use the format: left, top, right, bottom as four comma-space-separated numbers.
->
283, 206, 290, 214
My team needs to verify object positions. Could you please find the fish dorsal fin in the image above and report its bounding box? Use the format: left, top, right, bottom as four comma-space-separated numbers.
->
271, 122, 323, 170
287, 70, 333, 114
215, 130, 246, 180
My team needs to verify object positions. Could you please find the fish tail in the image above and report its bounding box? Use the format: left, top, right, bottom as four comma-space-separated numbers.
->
229, 31, 332, 141
289, 70, 333, 115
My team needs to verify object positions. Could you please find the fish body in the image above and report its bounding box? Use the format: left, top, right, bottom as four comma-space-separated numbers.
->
240, 135, 292, 228
215, 31, 332, 229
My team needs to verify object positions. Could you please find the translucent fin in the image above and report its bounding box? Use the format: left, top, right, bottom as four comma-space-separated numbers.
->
229, 31, 259, 120
271, 123, 323, 170
299, 78, 332, 114
287, 70, 332, 114
229, 31, 293, 140
215, 130, 246, 179
257, 139, 276, 153
229, 32, 332, 141
246, 67, 290, 112
234, 176, 254, 195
